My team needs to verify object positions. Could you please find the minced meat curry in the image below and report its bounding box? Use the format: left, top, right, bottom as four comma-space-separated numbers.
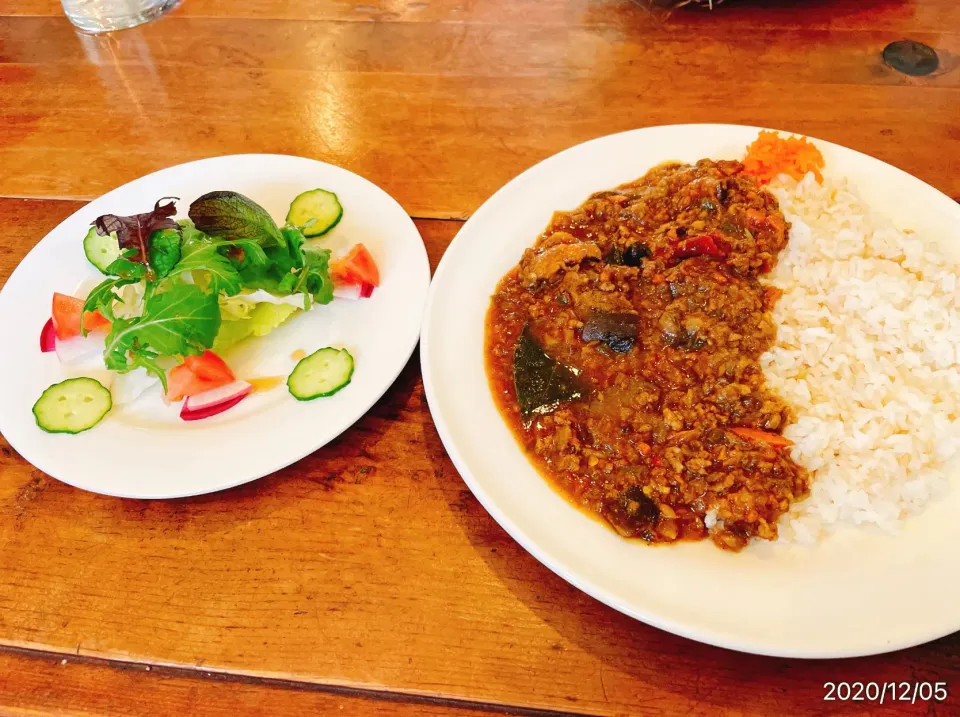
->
485, 159, 808, 551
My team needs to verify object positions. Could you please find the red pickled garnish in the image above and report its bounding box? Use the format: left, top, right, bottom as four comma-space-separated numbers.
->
675, 234, 729, 259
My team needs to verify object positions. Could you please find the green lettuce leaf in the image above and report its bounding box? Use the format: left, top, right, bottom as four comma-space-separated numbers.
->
103, 283, 221, 382
213, 302, 300, 354
219, 295, 257, 321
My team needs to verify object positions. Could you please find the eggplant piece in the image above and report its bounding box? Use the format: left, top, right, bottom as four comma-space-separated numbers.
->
607, 337, 635, 353
602, 486, 660, 538
605, 242, 649, 268
622, 242, 651, 267
716, 179, 730, 206
659, 310, 707, 352
514, 325, 585, 421
604, 245, 625, 265
582, 311, 638, 353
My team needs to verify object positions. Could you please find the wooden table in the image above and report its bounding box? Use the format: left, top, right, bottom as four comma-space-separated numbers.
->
0, 1, 957, 715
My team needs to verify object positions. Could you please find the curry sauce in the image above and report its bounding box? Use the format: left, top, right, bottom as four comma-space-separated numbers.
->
485, 159, 808, 551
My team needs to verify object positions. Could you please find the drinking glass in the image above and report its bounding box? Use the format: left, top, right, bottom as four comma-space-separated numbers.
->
61, 0, 177, 33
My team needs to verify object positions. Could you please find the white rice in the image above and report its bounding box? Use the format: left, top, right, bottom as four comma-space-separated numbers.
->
761, 173, 960, 543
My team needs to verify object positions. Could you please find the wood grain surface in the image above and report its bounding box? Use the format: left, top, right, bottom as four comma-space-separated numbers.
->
0, 648, 557, 717
0, 199, 957, 717
0, 1, 957, 216
1, 0, 958, 31
0, 647, 549, 717
1, 1, 958, 714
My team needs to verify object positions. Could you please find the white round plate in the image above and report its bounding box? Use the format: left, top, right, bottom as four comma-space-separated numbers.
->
420, 124, 960, 658
0, 155, 429, 499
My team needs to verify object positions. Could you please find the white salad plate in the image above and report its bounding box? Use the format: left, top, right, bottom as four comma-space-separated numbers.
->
0, 155, 430, 499
420, 124, 960, 658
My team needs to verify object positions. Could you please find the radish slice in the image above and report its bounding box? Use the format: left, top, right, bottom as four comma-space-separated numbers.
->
182, 380, 251, 410
53, 333, 113, 388
56, 333, 107, 368
333, 284, 362, 300
181, 393, 249, 421
333, 283, 375, 300
40, 319, 56, 352
112, 369, 160, 407
180, 380, 252, 421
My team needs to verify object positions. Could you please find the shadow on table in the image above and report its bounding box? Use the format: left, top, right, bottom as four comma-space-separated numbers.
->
417, 403, 960, 714
60, 348, 427, 536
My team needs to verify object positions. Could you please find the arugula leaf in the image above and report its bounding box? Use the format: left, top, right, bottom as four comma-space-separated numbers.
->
223, 238, 270, 273
230, 225, 333, 305
103, 283, 221, 378
235, 229, 298, 294
280, 226, 305, 268
177, 219, 204, 242
163, 233, 242, 297
105, 251, 148, 281
128, 349, 170, 392
149, 228, 182, 279
298, 246, 334, 305
81, 277, 138, 327
93, 198, 179, 273
275, 271, 298, 295
282, 226, 333, 305
182, 220, 250, 264
102, 317, 137, 372
188, 191, 284, 247
260, 243, 300, 286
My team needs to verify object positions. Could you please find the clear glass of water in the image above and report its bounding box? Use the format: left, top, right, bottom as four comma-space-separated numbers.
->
61, 0, 178, 33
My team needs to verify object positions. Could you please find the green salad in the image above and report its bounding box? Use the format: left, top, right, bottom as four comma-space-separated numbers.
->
83, 191, 336, 392
35, 187, 378, 433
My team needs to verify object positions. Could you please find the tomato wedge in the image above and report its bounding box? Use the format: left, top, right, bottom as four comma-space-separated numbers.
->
183, 350, 235, 383
166, 351, 236, 402
51, 292, 110, 340
330, 243, 380, 288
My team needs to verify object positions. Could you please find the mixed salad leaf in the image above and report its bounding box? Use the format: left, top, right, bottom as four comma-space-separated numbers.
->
164, 225, 243, 298
103, 283, 222, 389
189, 191, 285, 246
34, 186, 378, 433
80, 192, 336, 390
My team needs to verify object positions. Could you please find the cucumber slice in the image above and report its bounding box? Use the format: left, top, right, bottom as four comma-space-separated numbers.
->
83, 226, 121, 274
288, 347, 354, 400
33, 377, 112, 434
286, 189, 343, 237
